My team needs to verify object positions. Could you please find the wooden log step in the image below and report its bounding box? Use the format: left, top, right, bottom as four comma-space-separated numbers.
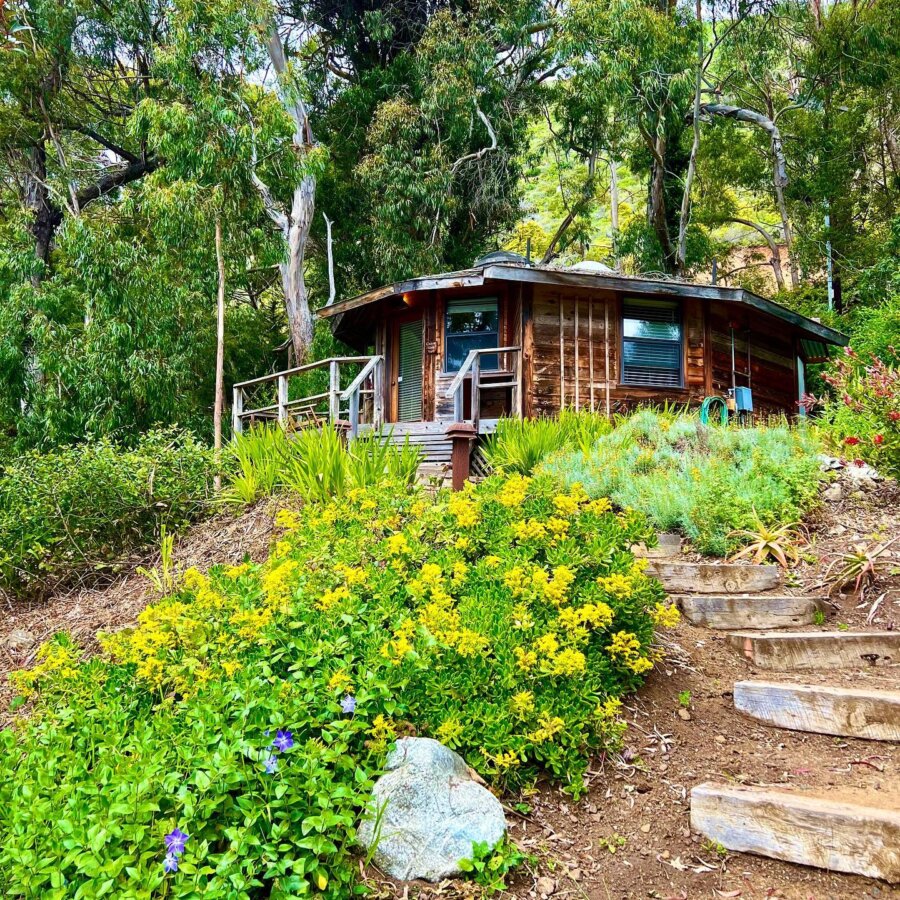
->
646, 561, 782, 594
632, 532, 682, 560
734, 680, 900, 741
677, 594, 823, 630
727, 630, 900, 671
690, 782, 900, 883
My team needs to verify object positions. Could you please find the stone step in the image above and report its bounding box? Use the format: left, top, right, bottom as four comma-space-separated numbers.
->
631, 532, 683, 560
677, 594, 824, 630
733, 680, 900, 741
647, 561, 782, 594
727, 630, 900, 671
690, 782, 900, 883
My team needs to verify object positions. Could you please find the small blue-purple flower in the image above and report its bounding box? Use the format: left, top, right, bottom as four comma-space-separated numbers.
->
163, 853, 179, 874
272, 730, 294, 753
341, 694, 357, 715
164, 828, 189, 856
263, 754, 279, 774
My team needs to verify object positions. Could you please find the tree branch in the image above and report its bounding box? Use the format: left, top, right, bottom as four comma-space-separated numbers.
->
74, 155, 161, 207
699, 102, 788, 186
450, 106, 498, 175
68, 125, 140, 164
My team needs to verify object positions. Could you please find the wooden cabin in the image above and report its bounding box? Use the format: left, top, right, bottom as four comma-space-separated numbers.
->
233, 253, 846, 462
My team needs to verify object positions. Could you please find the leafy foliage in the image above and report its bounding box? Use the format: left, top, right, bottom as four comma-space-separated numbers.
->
2, 473, 676, 896
0, 429, 212, 600
541, 410, 823, 557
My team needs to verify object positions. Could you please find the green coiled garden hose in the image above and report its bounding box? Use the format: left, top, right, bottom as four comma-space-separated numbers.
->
699, 396, 729, 426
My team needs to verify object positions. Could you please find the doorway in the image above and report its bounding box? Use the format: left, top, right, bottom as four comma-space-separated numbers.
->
392, 317, 423, 422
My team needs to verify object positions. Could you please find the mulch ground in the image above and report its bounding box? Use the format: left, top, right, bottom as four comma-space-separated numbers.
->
2, 474, 899, 899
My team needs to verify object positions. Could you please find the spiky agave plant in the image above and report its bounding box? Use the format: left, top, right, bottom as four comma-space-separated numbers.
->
825, 536, 899, 600
728, 513, 805, 567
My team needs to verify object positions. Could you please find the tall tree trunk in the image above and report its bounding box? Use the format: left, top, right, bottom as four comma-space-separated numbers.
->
214, 215, 226, 491
23, 139, 61, 285
726, 217, 786, 292
648, 138, 676, 273
251, 25, 316, 364
609, 157, 620, 269
676, 0, 704, 275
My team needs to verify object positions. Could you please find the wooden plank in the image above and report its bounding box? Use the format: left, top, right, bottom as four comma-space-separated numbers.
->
677, 595, 823, 630
733, 680, 900, 741
646, 562, 782, 594
690, 782, 900, 883
726, 631, 900, 671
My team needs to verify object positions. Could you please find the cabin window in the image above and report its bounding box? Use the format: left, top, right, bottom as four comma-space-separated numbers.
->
621, 299, 683, 388
444, 298, 499, 372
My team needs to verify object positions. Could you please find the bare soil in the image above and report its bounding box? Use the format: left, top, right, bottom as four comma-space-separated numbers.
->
2, 476, 899, 899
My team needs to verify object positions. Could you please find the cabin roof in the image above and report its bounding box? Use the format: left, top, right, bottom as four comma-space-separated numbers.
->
318, 262, 848, 351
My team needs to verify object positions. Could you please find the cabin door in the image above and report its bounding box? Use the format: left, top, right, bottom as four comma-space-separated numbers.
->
393, 317, 423, 422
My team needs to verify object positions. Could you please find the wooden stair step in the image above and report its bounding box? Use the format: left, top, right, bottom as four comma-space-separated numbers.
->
734, 680, 900, 741
677, 594, 824, 630
727, 630, 900, 671
690, 782, 900, 883
647, 561, 782, 594
632, 532, 683, 560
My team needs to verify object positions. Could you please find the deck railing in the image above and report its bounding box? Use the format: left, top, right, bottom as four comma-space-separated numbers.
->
444, 346, 522, 431
232, 355, 384, 437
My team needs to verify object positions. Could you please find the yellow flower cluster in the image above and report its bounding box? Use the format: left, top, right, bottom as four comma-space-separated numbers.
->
334, 562, 367, 587
261, 559, 298, 611
328, 669, 353, 693
381, 619, 416, 664
229, 607, 273, 639
607, 630, 653, 674
317, 584, 350, 611
447, 493, 479, 528
436, 717, 465, 745
597, 573, 634, 598
650, 602, 681, 628
585, 497, 613, 515
511, 690, 535, 716
274, 508, 302, 530
511, 518, 547, 542
224, 563, 251, 579
528, 712, 565, 744
386, 533, 410, 556
11, 639, 83, 698
498, 474, 531, 507
369, 714, 396, 753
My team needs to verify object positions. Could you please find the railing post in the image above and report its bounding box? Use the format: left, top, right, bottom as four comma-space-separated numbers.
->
277, 374, 289, 426
232, 387, 244, 438
329, 359, 340, 423
513, 348, 523, 418
373, 357, 384, 430
446, 423, 477, 491
349, 388, 360, 438
453, 384, 464, 423
471, 354, 481, 433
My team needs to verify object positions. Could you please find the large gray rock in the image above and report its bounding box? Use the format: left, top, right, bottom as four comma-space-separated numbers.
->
358, 737, 506, 882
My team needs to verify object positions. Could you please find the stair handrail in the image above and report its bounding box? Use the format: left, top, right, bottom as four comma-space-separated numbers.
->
444, 345, 521, 428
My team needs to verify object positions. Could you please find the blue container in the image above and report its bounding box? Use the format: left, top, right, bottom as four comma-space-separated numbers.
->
734, 386, 754, 412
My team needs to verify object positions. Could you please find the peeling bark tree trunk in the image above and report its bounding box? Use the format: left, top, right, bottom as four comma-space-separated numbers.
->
251, 25, 316, 364
726, 217, 786, 292
700, 101, 799, 287
23, 140, 61, 285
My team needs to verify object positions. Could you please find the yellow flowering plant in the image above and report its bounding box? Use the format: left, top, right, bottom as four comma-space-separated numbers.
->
4, 470, 677, 897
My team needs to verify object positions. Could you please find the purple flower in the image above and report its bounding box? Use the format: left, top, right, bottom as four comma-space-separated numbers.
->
263, 754, 279, 774
163, 853, 179, 874
272, 730, 294, 753
340, 695, 357, 715
164, 828, 189, 856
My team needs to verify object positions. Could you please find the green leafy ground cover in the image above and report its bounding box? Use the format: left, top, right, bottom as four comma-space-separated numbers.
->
540, 410, 823, 556
1, 472, 677, 898
0, 429, 212, 600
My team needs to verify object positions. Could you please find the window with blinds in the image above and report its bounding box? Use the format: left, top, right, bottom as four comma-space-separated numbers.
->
444, 298, 499, 372
621, 299, 683, 387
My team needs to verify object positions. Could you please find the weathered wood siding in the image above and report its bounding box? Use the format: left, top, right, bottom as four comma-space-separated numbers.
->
707, 301, 797, 415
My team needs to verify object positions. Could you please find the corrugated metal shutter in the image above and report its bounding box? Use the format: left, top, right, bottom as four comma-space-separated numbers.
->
398, 320, 423, 422
622, 300, 682, 387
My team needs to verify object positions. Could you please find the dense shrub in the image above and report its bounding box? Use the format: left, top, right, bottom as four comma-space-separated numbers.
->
2, 473, 676, 897
818, 347, 900, 477
0, 429, 212, 599
541, 410, 823, 556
